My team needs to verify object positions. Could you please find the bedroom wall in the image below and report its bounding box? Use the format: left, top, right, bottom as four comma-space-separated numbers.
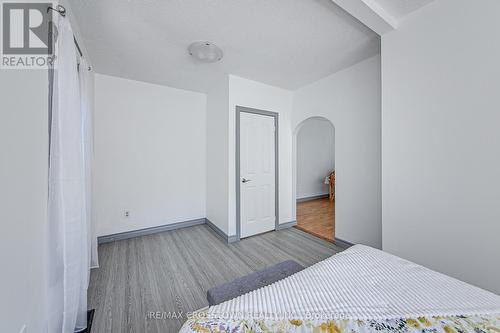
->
206, 75, 230, 234
228, 75, 294, 236
293, 55, 382, 248
93, 74, 207, 236
0, 70, 48, 333
296, 118, 335, 200
382, 0, 500, 294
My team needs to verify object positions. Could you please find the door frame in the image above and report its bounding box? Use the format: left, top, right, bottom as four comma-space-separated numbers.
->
236, 105, 279, 240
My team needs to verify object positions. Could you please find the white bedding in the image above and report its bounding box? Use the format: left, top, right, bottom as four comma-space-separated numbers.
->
208, 245, 500, 321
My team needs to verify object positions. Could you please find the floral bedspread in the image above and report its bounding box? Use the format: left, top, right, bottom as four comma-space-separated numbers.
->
180, 314, 500, 333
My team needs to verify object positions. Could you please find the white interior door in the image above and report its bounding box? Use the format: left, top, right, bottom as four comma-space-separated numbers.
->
240, 112, 276, 238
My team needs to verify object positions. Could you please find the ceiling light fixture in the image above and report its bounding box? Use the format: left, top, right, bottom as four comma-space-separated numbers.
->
188, 41, 223, 63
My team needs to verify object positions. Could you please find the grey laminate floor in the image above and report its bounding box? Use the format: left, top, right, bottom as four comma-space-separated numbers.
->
88, 225, 345, 333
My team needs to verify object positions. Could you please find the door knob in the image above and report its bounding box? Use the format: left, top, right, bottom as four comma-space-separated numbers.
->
242, 178, 252, 183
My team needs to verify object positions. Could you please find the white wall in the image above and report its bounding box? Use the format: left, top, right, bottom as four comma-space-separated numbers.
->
206, 75, 230, 234
382, 0, 500, 294
228, 75, 294, 236
93, 74, 207, 236
0, 70, 48, 333
293, 55, 382, 248
297, 118, 335, 199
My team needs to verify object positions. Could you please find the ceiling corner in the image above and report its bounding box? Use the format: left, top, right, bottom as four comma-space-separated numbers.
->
331, 0, 397, 35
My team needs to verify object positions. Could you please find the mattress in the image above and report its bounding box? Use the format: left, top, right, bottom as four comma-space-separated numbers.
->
179, 245, 500, 332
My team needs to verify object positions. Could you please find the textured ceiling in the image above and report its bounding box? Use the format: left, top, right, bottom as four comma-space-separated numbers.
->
68, 0, 380, 92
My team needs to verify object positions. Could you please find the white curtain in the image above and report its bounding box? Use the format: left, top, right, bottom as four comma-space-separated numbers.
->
48, 15, 97, 333
79, 57, 99, 270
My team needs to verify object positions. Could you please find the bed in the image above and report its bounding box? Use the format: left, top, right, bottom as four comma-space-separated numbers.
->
179, 245, 500, 332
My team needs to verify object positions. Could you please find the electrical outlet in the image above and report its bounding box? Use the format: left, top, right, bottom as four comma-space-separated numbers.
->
124, 211, 130, 218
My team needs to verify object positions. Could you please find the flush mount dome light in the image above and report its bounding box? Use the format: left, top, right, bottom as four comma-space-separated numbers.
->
188, 41, 223, 63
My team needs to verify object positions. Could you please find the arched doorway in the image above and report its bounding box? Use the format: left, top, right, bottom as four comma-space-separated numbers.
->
293, 117, 335, 242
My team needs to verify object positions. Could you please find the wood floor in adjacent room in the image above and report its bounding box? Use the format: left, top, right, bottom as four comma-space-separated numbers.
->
295, 197, 335, 242
88, 224, 345, 333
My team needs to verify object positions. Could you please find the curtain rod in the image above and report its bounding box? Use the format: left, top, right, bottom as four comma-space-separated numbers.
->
47, 4, 91, 70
